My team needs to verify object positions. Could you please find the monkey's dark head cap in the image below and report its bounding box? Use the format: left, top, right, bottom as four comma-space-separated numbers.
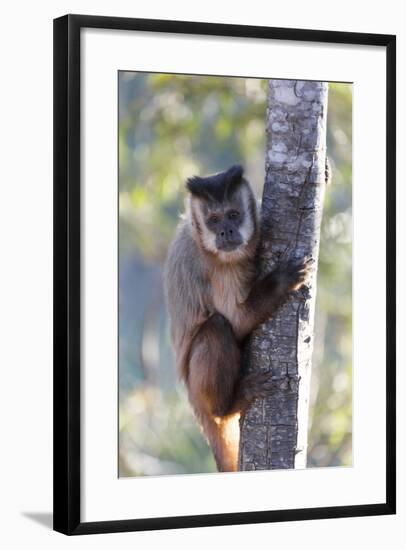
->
186, 165, 244, 202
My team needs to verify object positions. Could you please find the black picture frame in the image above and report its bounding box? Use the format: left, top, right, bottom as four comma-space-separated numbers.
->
53, 14, 396, 536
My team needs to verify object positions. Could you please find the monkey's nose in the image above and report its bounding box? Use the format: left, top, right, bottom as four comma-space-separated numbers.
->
220, 229, 233, 238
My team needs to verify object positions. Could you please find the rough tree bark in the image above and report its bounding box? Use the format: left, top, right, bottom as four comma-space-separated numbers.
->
239, 80, 328, 471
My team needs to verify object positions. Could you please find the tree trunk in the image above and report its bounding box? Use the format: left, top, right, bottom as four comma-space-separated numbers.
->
239, 80, 328, 471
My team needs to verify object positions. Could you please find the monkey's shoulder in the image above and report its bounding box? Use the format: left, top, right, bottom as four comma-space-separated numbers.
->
164, 221, 210, 310
166, 221, 205, 276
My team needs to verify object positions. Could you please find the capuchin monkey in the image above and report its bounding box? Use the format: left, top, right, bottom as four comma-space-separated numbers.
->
164, 165, 311, 472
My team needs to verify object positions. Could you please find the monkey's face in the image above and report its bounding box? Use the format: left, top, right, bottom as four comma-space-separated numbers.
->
186, 165, 258, 262
203, 203, 244, 252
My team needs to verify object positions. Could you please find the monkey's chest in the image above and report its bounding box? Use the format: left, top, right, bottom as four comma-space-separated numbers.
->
210, 271, 248, 327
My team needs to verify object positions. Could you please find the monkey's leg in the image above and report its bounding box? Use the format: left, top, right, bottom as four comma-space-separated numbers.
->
187, 313, 242, 472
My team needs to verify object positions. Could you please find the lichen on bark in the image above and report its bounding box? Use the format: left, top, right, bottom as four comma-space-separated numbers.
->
239, 80, 328, 471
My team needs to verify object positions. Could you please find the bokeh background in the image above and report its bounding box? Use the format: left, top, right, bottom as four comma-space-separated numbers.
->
118, 73, 352, 477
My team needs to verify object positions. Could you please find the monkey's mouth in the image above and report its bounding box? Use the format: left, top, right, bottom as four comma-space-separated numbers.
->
216, 240, 243, 253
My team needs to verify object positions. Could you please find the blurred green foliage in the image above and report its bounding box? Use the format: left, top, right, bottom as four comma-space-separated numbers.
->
118, 73, 352, 476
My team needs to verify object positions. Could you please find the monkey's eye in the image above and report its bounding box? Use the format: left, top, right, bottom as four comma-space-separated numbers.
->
227, 210, 240, 220
208, 214, 220, 224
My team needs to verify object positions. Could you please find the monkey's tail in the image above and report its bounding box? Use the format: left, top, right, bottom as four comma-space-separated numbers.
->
200, 413, 240, 473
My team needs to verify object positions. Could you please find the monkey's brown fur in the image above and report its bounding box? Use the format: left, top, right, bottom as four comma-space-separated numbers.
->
164, 166, 310, 472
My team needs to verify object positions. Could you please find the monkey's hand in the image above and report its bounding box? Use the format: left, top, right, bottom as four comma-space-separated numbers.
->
272, 256, 313, 293
237, 256, 313, 340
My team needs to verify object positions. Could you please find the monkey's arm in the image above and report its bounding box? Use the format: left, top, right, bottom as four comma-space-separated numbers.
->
233, 257, 311, 341
164, 224, 211, 381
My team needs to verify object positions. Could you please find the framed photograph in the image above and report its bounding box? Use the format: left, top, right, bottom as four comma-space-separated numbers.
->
53, 14, 396, 535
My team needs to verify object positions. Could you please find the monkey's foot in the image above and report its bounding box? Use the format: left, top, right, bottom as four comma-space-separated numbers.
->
240, 371, 273, 402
